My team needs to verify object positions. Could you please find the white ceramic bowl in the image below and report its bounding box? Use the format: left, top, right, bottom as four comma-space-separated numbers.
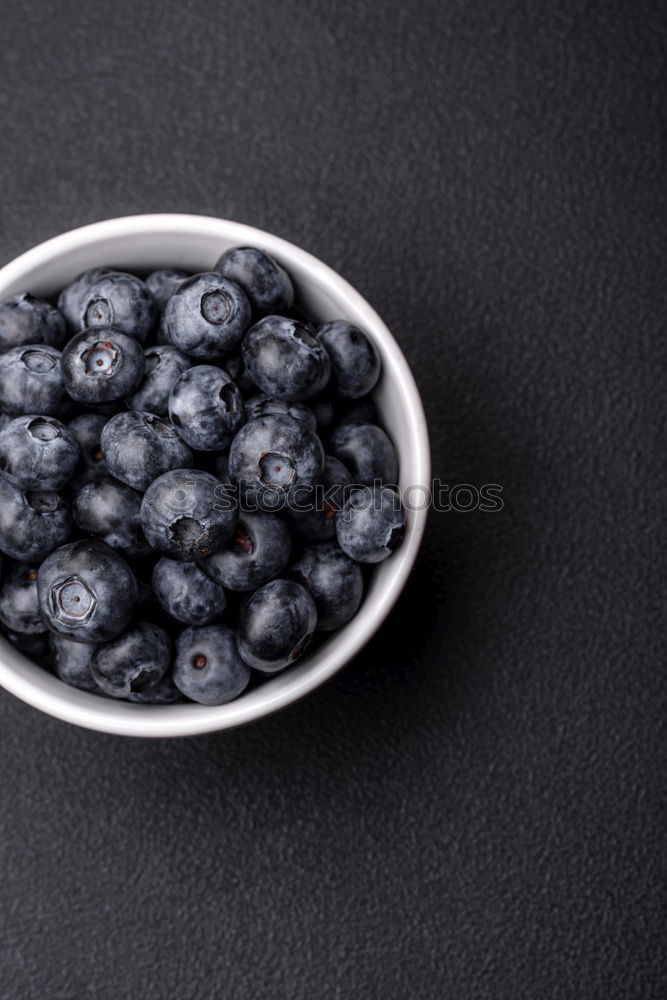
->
0, 214, 430, 737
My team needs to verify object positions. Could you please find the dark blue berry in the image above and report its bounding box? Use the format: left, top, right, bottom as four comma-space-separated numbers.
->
173, 624, 250, 704
288, 542, 363, 630
214, 246, 294, 316
0, 293, 67, 352
37, 539, 138, 643
73, 478, 150, 556
78, 271, 157, 343
336, 485, 406, 563
101, 411, 193, 491
237, 579, 317, 672
57, 268, 110, 330
244, 393, 316, 430
91, 621, 171, 698
328, 421, 398, 484
242, 315, 330, 401
164, 273, 251, 359
145, 268, 190, 309
168, 365, 245, 451
200, 512, 291, 592
5, 629, 50, 660
317, 321, 380, 398
0, 344, 68, 416
125, 345, 191, 416
228, 414, 324, 509
286, 455, 352, 542
152, 557, 227, 625
61, 327, 146, 404
127, 672, 183, 704
67, 413, 108, 487
0, 564, 43, 634
0, 477, 73, 561
140, 468, 237, 561
0, 416, 80, 490
50, 634, 99, 691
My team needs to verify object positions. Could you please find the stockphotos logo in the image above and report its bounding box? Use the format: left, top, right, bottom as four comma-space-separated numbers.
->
204, 479, 504, 514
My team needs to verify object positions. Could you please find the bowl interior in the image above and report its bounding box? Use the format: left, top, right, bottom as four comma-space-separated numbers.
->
0, 215, 429, 736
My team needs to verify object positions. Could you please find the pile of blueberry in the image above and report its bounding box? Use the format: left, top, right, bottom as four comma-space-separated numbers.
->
0, 247, 405, 705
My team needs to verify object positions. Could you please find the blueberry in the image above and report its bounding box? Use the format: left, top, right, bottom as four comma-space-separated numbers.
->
61, 327, 146, 404
164, 272, 251, 359
125, 345, 191, 416
5, 629, 50, 660
37, 539, 138, 643
152, 557, 227, 625
242, 315, 331, 401
0, 344, 68, 416
57, 268, 110, 330
328, 421, 398, 484
140, 468, 237, 561
214, 246, 294, 316
287, 455, 352, 542
228, 414, 324, 509
0, 293, 67, 352
0, 416, 80, 490
101, 411, 193, 491
336, 485, 406, 563
78, 271, 157, 343
127, 672, 183, 704
67, 413, 109, 487
173, 624, 250, 705
91, 620, 171, 698
237, 579, 317, 672
200, 512, 291, 592
145, 268, 190, 309
168, 365, 245, 451
288, 542, 363, 630
317, 321, 380, 398
245, 393, 316, 431
73, 478, 150, 556
0, 564, 44, 634
50, 634, 99, 691
0, 477, 73, 561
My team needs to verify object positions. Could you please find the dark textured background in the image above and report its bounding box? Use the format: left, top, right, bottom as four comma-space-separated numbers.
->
0, 1, 664, 997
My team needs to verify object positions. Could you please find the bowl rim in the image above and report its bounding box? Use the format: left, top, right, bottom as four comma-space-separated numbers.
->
0, 214, 431, 737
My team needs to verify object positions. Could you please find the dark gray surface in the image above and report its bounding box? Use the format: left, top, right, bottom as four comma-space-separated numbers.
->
0, 1, 664, 997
